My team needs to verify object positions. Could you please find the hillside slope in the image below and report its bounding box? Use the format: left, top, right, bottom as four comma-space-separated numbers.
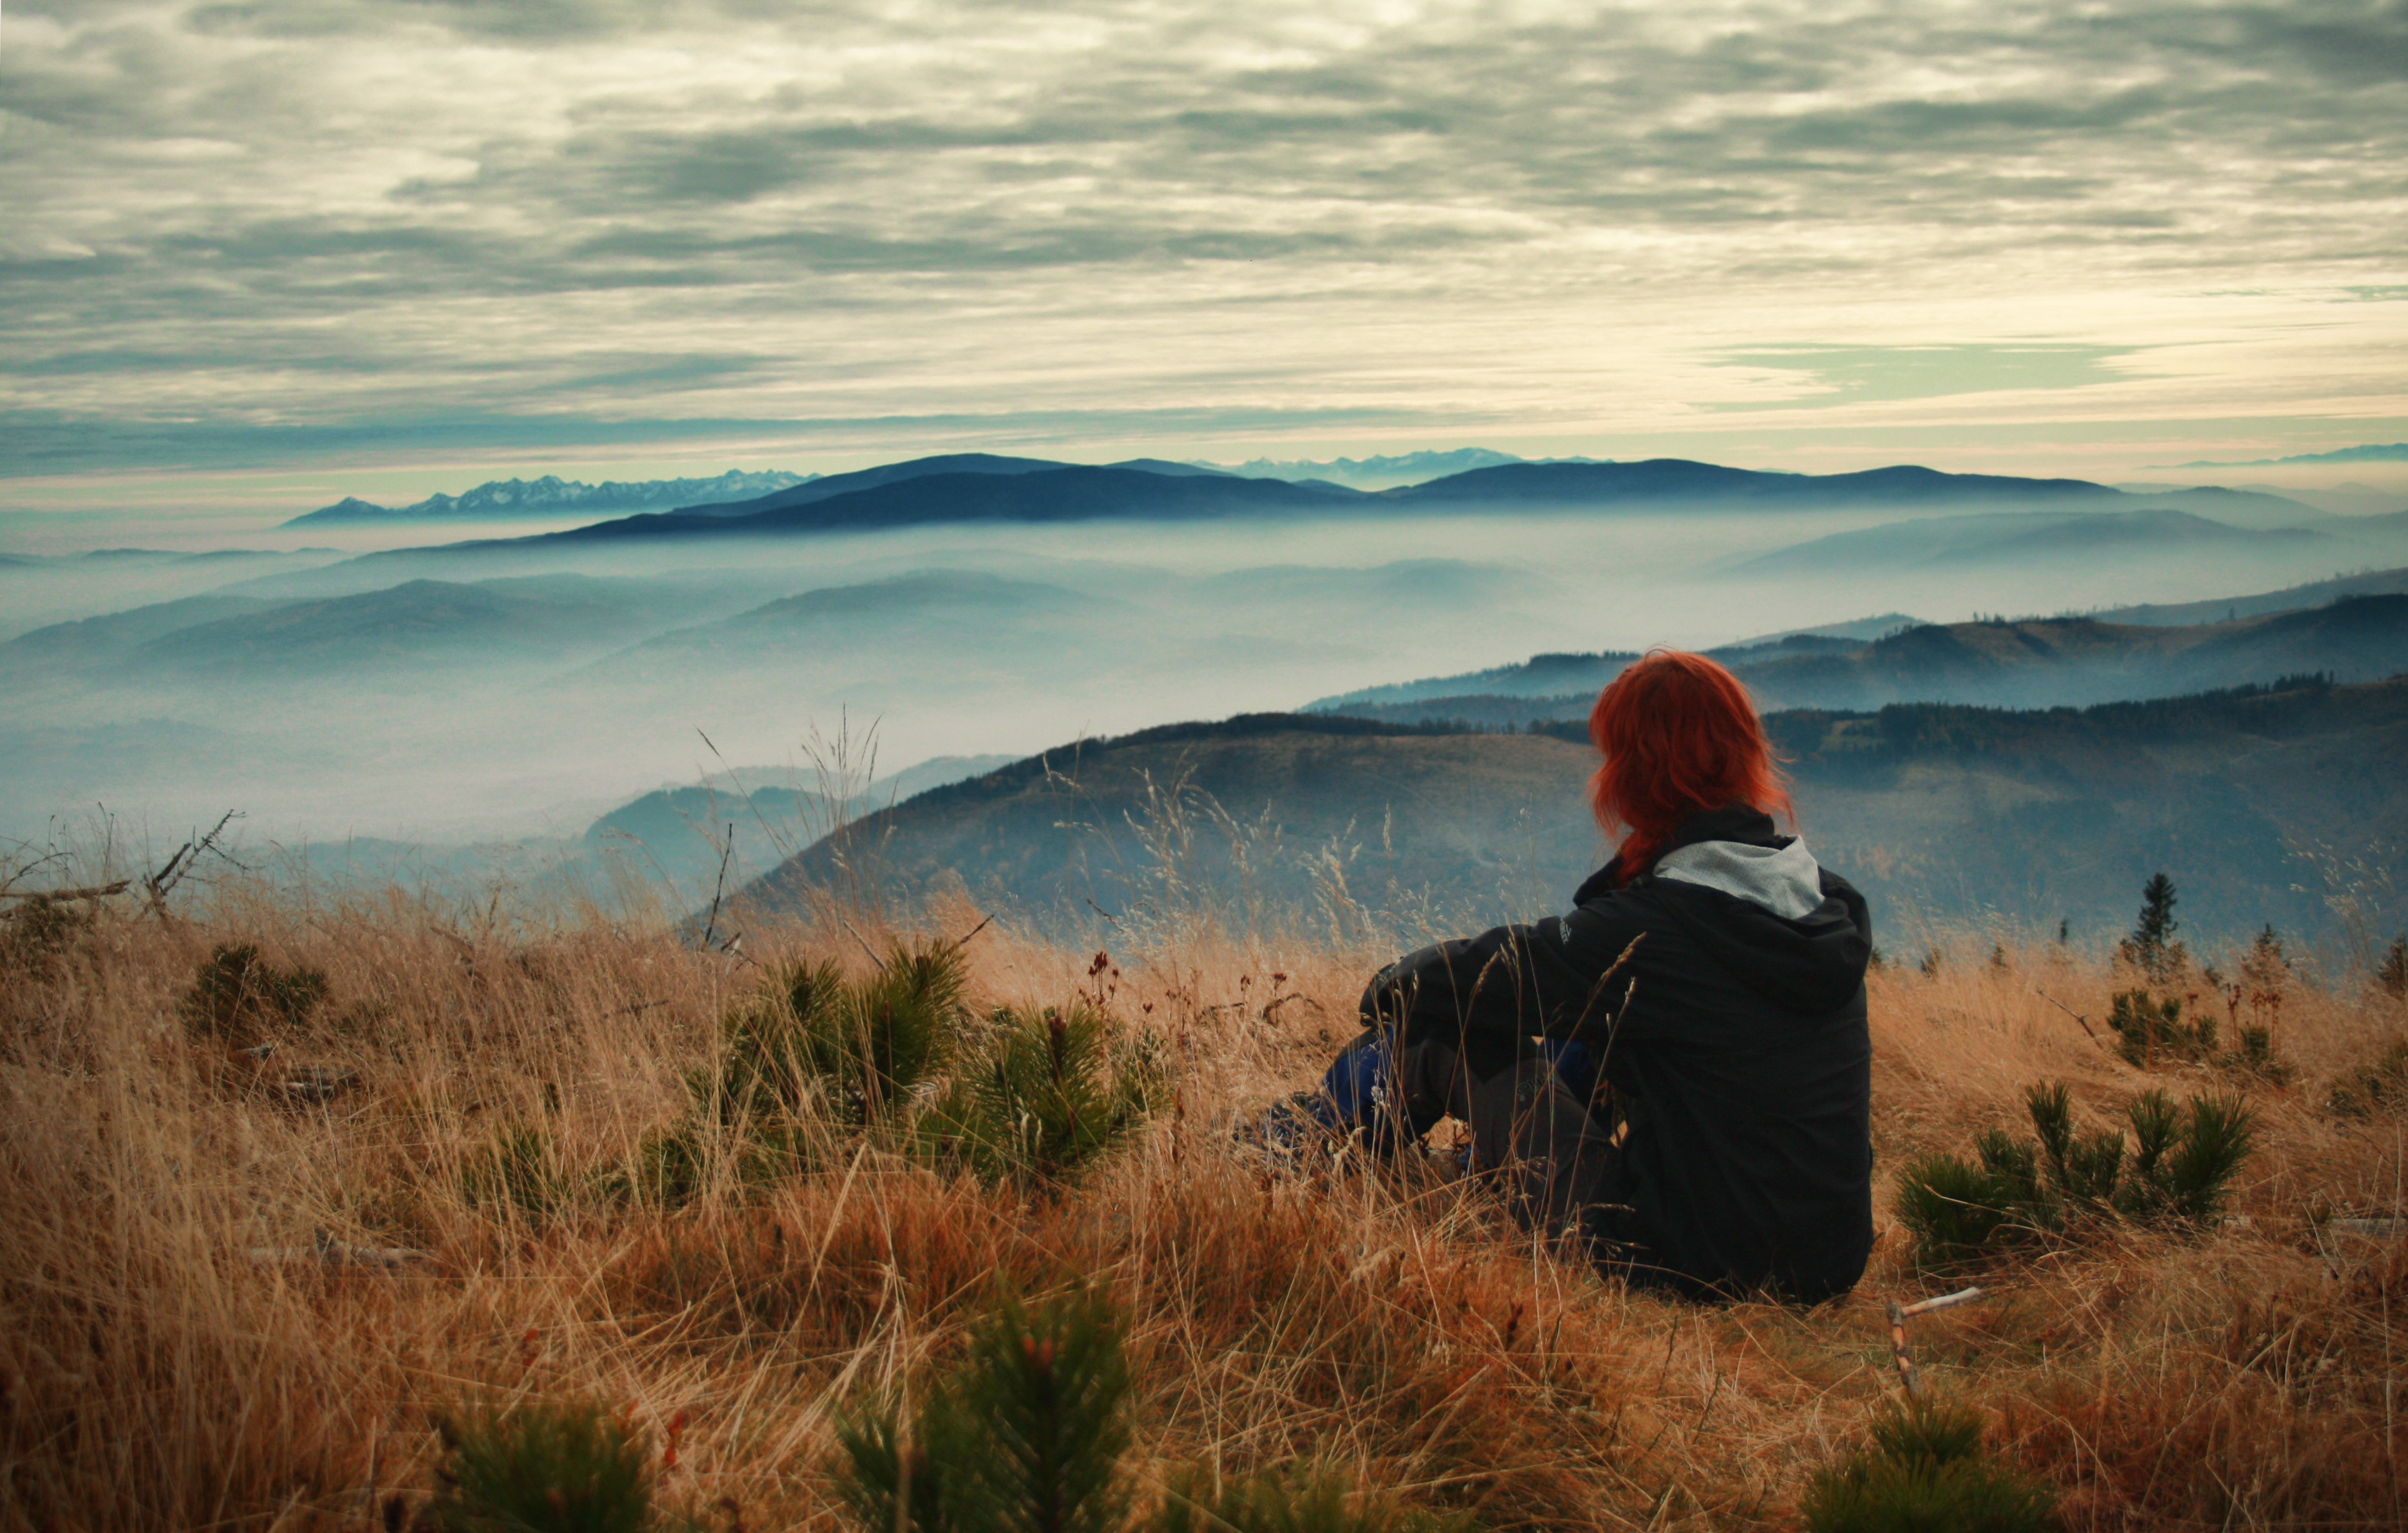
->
743, 679, 2408, 947
1314, 593, 2408, 725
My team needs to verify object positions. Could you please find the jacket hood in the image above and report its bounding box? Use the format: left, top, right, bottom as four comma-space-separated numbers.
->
1656, 838, 1826, 919
1580, 805, 1872, 1012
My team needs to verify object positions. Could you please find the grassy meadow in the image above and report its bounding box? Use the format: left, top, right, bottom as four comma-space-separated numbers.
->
3, 864, 2407, 1531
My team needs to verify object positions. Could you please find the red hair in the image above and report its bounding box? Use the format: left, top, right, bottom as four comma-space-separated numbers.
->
1587, 650, 1792, 883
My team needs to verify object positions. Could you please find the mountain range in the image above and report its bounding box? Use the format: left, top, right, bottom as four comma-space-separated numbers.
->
283, 470, 811, 525
356, 453, 2348, 553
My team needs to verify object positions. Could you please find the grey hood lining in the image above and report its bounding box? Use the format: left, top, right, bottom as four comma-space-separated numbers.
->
1653, 838, 1827, 921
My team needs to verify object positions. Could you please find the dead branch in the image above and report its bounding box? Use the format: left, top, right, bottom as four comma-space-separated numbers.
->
145, 811, 243, 915
1887, 1285, 1984, 1398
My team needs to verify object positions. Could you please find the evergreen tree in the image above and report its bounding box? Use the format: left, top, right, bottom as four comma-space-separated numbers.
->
2121, 873, 2182, 979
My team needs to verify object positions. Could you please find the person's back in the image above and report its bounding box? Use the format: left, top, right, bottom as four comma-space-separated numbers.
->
1555, 805, 1872, 1299
1280, 652, 1875, 1303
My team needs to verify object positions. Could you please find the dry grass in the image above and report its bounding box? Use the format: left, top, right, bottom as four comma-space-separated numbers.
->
4, 883, 2407, 1531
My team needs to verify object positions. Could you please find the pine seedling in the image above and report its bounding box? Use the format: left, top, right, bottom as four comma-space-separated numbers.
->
2024, 1083, 2122, 1208
1800, 1398, 2058, 1533
714, 941, 968, 1130
1893, 1154, 2027, 1270
2105, 989, 2216, 1067
2240, 925, 2289, 988
1898, 1080, 2255, 1266
425, 1399, 685, 1533
832, 1407, 946, 1533
922, 1004, 1163, 1187
835, 1284, 1133, 1533
2155, 1091, 2256, 1223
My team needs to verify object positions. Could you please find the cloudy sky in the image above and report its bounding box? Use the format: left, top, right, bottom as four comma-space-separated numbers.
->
5, 0, 2405, 517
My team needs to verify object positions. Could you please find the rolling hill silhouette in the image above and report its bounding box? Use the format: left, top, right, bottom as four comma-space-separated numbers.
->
1311, 590, 2408, 725
739, 677, 2408, 945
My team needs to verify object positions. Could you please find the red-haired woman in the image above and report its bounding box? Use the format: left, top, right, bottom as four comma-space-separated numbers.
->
1279, 650, 1875, 1303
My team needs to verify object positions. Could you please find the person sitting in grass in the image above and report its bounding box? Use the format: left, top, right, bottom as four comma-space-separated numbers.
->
1273, 650, 1875, 1303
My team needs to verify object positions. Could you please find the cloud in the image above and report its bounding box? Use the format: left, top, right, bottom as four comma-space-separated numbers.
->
2, 0, 2404, 479
1708, 345, 2142, 410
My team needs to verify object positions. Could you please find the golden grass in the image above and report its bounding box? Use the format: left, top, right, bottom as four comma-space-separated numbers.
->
3, 885, 2406, 1530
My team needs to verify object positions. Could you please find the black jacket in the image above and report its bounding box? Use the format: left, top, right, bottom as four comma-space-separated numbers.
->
1361, 805, 1875, 1302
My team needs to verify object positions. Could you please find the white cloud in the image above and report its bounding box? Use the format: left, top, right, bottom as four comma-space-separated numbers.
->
1, 0, 2403, 479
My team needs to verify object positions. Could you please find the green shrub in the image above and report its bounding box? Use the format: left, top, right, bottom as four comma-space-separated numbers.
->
2105, 988, 2214, 1066
2105, 987, 2291, 1080
1892, 1155, 2032, 1270
1801, 1398, 2058, 1533
1896, 1081, 2254, 1268
717, 943, 967, 1129
179, 942, 326, 1049
837, 1284, 1132, 1533
920, 1005, 1167, 1188
2149, 1090, 2256, 1223
685, 945, 1165, 1199
425, 1398, 688, 1533
2024, 1082, 2123, 1208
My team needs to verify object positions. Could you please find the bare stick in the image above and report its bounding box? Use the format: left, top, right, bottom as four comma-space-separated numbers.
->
838, 915, 888, 971
2033, 985, 2102, 1042
937, 912, 995, 959
700, 825, 736, 950
1885, 1298, 1924, 1399
1900, 1285, 1985, 1318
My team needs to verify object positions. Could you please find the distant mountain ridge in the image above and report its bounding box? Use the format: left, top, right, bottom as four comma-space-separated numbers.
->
452, 454, 2333, 550
1196, 448, 1558, 489
1307, 586, 2408, 725
284, 470, 812, 525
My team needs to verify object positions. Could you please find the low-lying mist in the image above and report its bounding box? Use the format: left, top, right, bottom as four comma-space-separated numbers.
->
5, 499, 2402, 865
